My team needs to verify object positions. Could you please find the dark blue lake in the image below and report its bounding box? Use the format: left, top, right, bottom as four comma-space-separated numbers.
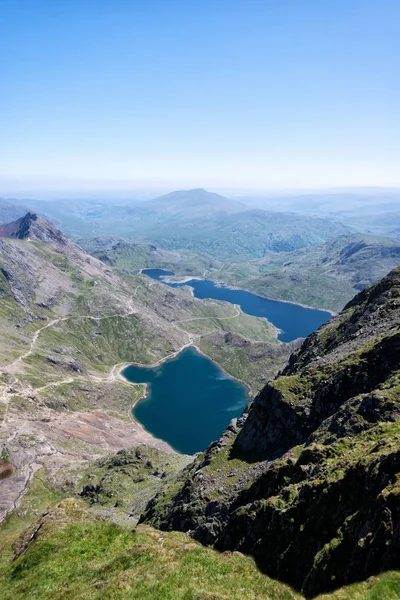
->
142, 268, 331, 342
123, 347, 249, 455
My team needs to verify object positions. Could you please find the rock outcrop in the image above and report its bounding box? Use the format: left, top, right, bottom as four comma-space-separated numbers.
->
0, 212, 71, 246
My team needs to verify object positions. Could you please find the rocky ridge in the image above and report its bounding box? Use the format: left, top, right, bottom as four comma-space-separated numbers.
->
0, 212, 71, 246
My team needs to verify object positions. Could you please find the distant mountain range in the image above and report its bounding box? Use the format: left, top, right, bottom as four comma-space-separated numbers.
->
345, 210, 400, 241
217, 233, 400, 311
32, 188, 353, 258
2, 188, 399, 260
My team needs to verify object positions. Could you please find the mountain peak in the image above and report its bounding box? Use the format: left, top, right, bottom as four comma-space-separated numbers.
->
147, 188, 245, 214
0, 212, 69, 245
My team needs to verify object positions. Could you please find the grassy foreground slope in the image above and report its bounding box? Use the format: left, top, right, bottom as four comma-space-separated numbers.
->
0, 500, 300, 600
0, 498, 399, 600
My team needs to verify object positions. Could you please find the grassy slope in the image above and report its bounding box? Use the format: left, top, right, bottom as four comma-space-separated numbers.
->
0, 498, 399, 600
84, 238, 215, 278
0, 499, 300, 600
61, 445, 193, 527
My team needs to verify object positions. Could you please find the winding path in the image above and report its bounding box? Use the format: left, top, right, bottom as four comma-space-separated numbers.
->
173, 304, 240, 324
1, 285, 243, 432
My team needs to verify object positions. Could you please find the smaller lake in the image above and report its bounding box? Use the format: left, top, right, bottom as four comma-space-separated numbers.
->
143, 268, 331, 343
123, 347, 249, 455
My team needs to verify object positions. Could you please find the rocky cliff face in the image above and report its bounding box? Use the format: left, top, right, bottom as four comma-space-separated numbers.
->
141, 266, 400, 597
0, 212, 72, 246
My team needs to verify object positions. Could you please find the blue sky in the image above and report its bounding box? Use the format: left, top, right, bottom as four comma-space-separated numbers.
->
1, 0, 399, 194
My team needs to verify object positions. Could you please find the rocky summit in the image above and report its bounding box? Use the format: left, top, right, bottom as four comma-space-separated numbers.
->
0, 212, 71, 246
141, 266, 400, 597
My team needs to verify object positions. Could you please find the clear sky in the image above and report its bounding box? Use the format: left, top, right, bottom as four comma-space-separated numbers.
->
1, 0, 399, 194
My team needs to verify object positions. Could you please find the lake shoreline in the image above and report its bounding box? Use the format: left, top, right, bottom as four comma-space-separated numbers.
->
141, 268, 337, 317
100, 343, 195, 455
117, 344, 251, 455
171, 275, 337, 317
141, 268, 334, 342
118, 341, 252, 401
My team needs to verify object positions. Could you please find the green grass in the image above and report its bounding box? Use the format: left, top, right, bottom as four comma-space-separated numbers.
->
1, 498, 399, 600
0, 470, 65, 552
0, 499, 301, 600
198, 335, 285, 395
61, 445, 193, 527
316, 572, 400, 600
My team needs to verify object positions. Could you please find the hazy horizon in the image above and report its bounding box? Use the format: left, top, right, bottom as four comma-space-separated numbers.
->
2, 182, 400, 205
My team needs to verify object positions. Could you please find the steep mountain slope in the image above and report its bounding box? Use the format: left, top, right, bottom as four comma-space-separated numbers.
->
1, 499, 400, 600
0, 213, 287, 520
0, 212, 72, 244
141, 266, 400, 596
0, 213, 186, 521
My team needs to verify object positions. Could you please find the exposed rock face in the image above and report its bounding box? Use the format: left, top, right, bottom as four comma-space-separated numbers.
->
0, 212, 72, 246
141, 266, 400, 597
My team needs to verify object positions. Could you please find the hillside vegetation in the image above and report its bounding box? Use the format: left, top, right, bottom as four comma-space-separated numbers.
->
217, 233, 400, 311
0, 498, 400, 599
